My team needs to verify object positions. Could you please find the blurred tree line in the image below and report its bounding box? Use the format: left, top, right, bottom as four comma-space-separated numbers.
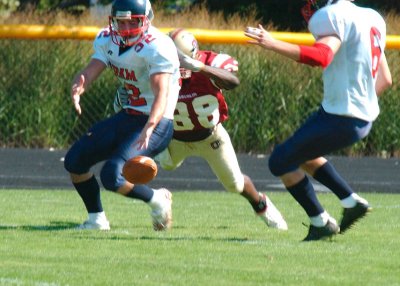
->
5, 0, 400, 30
191, 0, 400, 30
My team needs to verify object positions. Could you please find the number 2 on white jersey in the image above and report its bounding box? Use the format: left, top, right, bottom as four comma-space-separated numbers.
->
174, 94, 220, 131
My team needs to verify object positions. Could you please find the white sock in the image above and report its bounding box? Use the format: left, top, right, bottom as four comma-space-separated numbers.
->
148, 189, 160, 209
310, 211, 331, 227
341, 193, 368, 208
88, 211, 107, 222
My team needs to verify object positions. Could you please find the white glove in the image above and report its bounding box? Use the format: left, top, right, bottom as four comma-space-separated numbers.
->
245, 26, 262, 36
178, 49, 205, 72
113, 86, 129, 113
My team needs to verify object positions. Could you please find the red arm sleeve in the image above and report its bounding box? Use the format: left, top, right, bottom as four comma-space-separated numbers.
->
298, 42, 334, 68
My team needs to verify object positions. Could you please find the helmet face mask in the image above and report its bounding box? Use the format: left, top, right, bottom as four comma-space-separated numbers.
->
109, 0, 153, 46
109, 14, 148, 46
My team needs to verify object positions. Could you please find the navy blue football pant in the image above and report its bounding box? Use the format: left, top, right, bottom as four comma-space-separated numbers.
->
64, 111, 173, 191
269, 107, 372, 176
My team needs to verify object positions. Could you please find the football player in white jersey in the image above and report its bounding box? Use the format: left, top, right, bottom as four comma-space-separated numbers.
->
115, 29, 288, 230
64, 0, 180, 231
245, 0, 392, 241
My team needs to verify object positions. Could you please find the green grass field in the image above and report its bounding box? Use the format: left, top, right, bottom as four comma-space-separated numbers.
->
0, 190, 399, 286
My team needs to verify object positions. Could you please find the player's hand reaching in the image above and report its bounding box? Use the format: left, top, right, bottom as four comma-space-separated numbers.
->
71, 74, 85, 115
113, 86, 129, 113
135, 126, 153, 151
244, 24, 276, 50
178, 49, 205, 72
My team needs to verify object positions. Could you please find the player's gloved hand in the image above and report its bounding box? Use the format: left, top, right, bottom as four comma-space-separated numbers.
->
113, 86, 129, 113
245, 26, 263, 36
178, 50, 205, 72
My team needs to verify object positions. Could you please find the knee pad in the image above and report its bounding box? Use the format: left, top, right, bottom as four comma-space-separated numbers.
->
100, 159, 124, 192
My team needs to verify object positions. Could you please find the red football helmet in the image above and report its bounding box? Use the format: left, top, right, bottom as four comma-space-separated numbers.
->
109, 0, 153, 46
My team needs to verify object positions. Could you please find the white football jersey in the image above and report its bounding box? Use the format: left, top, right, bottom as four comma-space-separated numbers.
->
92, 25, 180, 119
309, 0, 386, 121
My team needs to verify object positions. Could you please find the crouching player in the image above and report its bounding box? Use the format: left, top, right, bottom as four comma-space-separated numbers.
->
116, 29, 288, 230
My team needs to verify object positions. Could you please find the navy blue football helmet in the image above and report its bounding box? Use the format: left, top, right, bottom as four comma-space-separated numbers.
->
109, 0, 154, 46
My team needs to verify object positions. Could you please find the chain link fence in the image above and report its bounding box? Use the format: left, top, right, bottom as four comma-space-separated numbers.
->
0, 38, 117, 147
0, 35, 399, 155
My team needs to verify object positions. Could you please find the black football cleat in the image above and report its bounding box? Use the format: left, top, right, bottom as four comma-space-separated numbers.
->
339, 202, 371, 234
303, 219, 340, 241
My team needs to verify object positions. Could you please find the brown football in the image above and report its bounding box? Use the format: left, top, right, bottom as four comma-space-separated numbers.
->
122, 156, 158, 184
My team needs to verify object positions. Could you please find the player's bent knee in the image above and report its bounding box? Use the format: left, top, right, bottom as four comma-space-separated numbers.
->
155, 148, 180, 171
159, 162, 178, 171
100, 161, 123, 192
63, 156, 74, 173
224, 176, 244, 193
64, 149, 82, 174
269, 148, 288, 177
64, 144, 94, 174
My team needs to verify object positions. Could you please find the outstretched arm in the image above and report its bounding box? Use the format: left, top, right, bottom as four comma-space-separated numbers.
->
135, 72, 170, 150
198, 65, 240, 90
70, 59, 106, 115
244, 24, 341, 68
178, 50, 239, 90
245, 25, 302, 61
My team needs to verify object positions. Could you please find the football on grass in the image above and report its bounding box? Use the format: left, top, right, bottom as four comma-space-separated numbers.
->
122, 156, 158, 184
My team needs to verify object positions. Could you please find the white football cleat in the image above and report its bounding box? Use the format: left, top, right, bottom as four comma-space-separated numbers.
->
76, 212, 110, 230
77, 219, 110, 230
149, 188, 173, 231
257, 193, 288, 230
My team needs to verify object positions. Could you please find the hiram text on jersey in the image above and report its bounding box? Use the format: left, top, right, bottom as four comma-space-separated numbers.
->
110, 63, 138, 81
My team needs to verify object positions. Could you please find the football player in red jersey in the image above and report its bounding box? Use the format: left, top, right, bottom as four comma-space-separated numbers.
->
116, 29, 288, 230
158, 29, 288, 230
